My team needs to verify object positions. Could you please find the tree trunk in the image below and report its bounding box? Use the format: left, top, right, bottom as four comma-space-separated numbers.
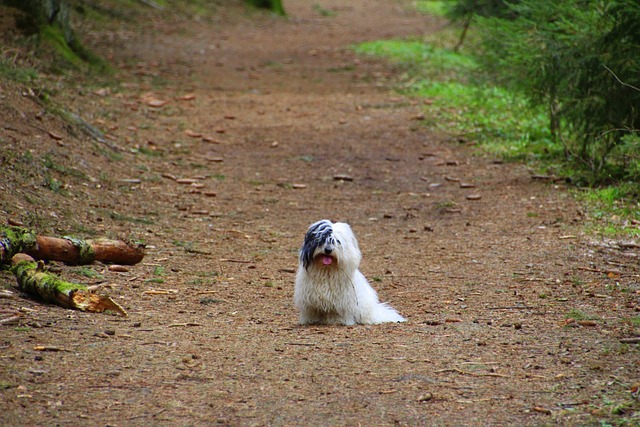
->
4, 0, 74, 44
0, 227, 145, 265
30, 236, 145, 265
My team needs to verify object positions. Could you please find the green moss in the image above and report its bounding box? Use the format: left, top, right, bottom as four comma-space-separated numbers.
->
12, 260, 88, 304
63, 236, 96, 264
40, 24, 84, 69
38, 24, 110, 73
0, 227, 38, 264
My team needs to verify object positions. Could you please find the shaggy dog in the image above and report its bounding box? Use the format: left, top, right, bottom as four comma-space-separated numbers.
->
294, 219, 406, 325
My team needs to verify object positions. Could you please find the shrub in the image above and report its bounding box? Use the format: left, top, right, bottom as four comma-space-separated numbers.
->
457, 0, 640, 185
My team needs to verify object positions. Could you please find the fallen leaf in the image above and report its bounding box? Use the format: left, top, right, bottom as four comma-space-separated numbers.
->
532, 406, 552, 415
203, 136, 222, 143
93, 88, 110, 96
48, 131, 63, 141
146, 98, 168, 108
577, 320, 597, 327
417, 393, 433, 402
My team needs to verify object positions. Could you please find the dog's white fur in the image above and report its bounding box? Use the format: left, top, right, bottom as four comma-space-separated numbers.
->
294, 219, 406, 325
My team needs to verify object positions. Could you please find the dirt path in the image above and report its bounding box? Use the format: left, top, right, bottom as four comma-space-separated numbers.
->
1, 1, 638, 426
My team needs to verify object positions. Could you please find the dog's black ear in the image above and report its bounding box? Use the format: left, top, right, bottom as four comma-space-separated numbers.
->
301, 220, 333, 269
300, 241, 313, 269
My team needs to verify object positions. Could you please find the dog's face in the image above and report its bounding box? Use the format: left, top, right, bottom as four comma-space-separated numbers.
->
300, 219, 361, 271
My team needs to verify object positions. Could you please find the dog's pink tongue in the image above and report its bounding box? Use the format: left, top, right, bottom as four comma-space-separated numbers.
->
322, 255, 333, 265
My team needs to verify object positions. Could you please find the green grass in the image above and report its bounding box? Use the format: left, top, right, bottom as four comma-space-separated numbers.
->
0, 58, 38, 83
108, 211, 154, 225
414, 1, 448, 17
577, 184, 640, 237
355, 40, 476, 78
313, 4, 335, 17
74, 266, 104, 280
566, 308, 600, 321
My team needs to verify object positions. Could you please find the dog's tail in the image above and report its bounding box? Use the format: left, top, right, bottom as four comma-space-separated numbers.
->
371, 303, 406, 323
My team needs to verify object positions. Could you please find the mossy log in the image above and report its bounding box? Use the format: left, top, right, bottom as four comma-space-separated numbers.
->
11, 254, 127, 316
0, 227, 145, 265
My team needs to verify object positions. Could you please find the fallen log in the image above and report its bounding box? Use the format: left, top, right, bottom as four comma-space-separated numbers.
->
11, 254, 127, 316
1, 226, 144, 265
29, 236, 145, 265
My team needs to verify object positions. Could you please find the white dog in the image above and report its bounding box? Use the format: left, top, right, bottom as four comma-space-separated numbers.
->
294, 219, 406, 325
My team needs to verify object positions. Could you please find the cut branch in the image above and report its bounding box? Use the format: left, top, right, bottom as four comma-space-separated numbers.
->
30, 236, 145, 265
1, 226, 145, 265
11, 254, 127, 316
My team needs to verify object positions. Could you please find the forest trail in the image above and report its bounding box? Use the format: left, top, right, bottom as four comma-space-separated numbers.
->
1, 1, 638, 425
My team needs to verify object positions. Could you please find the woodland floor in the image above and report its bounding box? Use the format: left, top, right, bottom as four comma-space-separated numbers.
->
0, 1, 639, 426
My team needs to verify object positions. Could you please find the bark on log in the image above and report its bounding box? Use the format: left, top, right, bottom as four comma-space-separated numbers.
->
11, 254, 127, 316
29, 236, 145, 265
1, 227, 145, 265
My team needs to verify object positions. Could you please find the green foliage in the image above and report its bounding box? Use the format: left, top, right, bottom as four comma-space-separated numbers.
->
577, 183, 640, 236
355, 25, 638, 232
355, 39, 476, 79
414, 1, 448, 17
472, 0, 640, 185
245, 0, 286, 16
444, 0, 518, 22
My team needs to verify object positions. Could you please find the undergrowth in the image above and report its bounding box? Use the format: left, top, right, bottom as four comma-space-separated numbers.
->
354, 4, 640, 237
